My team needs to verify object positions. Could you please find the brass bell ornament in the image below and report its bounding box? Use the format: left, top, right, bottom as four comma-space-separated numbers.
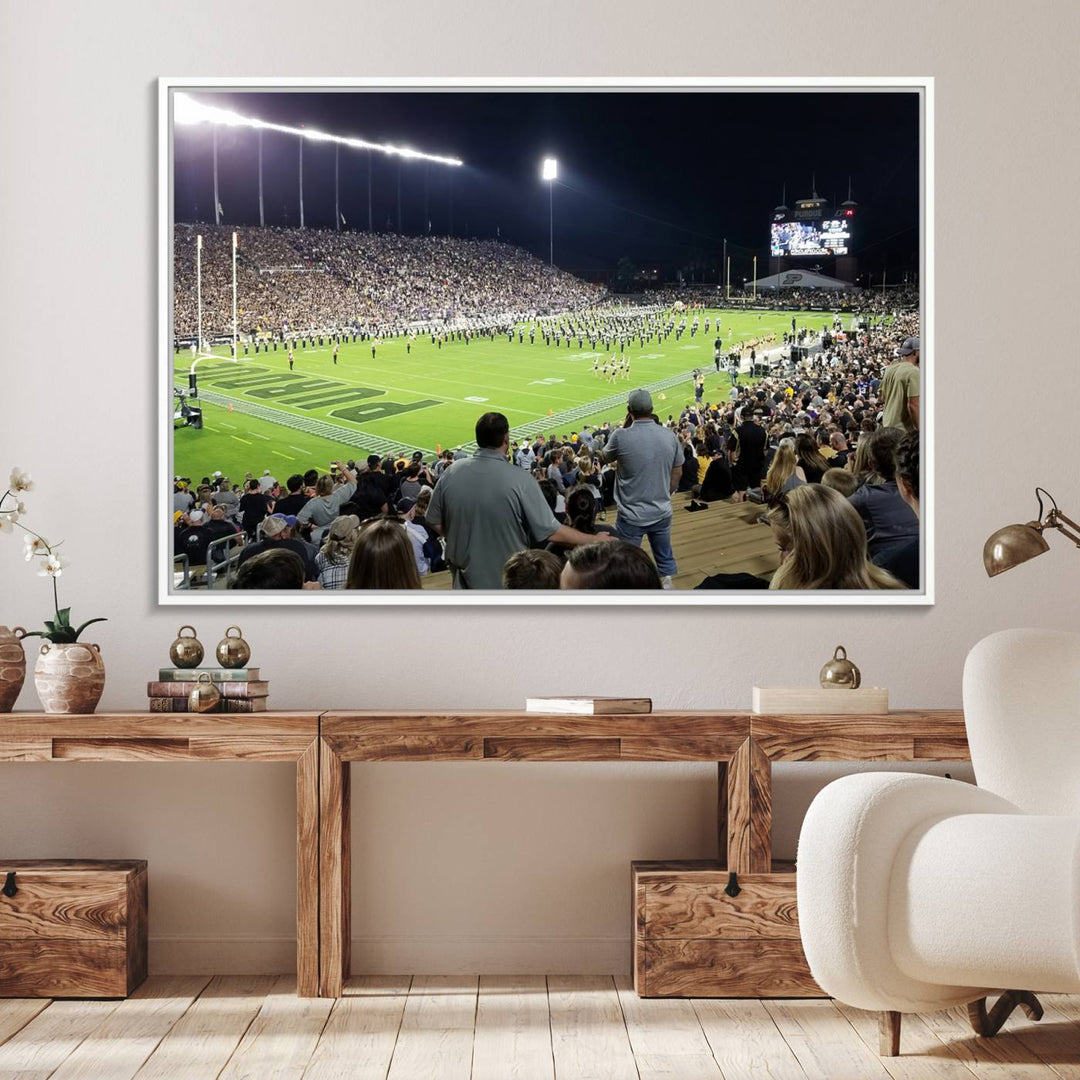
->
820, 645, 861, 689
215, 626, 251, 669
169, 625, 204, 669
188, 672, 221, 713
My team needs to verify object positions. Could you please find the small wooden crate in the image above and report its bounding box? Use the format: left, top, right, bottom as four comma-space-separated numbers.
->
0, 859, 148, 998
632, 860, 822, 998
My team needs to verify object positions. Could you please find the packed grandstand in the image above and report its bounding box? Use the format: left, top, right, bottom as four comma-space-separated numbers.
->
174, 225, 607, 340
172, 227, 922, 591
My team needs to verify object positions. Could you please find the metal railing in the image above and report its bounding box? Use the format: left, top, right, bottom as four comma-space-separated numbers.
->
205, 534, 244, 589
173, 535, 244, 590
173, 554, 191, 590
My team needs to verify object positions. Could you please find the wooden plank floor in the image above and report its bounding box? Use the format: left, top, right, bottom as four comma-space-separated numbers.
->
422, 493, 778, 591
2, 977, 1077, 1079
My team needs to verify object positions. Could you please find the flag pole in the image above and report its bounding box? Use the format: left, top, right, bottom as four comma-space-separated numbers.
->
196, 233, 203, 353
753, 255, 757, 301
232, 231, 238, 361
257, 128, 265, 227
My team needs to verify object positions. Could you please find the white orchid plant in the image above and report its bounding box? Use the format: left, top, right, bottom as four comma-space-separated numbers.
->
1, 468, 106, 644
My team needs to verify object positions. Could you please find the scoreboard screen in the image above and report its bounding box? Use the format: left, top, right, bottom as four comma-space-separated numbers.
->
771, 219, 851, 257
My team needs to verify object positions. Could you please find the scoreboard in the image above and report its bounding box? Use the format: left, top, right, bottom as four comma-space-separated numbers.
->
771, 217, 852, 257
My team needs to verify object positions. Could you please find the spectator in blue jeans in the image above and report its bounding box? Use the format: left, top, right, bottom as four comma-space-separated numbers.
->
599, 389, 683, 588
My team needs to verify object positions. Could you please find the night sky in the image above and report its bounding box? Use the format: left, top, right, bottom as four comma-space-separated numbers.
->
173, 89, 920, 283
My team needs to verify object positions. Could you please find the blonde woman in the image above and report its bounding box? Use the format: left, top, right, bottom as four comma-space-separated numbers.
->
575, 453, 603, 510
743, 440, 804, 503
315, 514, 360, 590
765, 484, 905, 590
849, 433, 875, 482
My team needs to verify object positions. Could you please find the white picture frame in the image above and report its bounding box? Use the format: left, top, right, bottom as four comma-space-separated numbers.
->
158, 76, 933, 606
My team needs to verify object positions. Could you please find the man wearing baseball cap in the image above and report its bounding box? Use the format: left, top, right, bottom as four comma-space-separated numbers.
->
235, 513, 318, 582
598, 389, 683, 588
881, 336, 920, 432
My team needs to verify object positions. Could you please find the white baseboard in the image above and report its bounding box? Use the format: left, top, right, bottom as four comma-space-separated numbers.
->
148, 935, 630, 975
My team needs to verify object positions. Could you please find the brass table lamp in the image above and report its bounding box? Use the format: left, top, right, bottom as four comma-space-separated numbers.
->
984, 488, 1080, 577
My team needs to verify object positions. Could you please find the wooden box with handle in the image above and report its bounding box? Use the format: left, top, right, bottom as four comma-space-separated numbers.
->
632, 860, 821, 997
0, 859, 148, 997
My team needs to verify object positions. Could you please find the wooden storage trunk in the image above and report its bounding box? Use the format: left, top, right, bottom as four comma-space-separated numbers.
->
0, 859, 148, 998
632, 860, 822, 998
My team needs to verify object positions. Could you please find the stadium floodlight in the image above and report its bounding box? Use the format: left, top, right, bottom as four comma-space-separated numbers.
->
173, 92, 464, 166
541, 157, 558, 265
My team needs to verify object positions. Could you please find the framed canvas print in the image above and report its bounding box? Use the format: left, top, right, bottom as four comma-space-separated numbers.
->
158, 77, 932, 605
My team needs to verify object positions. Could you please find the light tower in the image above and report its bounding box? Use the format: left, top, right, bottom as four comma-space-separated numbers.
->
541, 157, 557, 266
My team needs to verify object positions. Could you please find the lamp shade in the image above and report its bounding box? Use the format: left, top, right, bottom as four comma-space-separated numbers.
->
983, 522, 1050, 577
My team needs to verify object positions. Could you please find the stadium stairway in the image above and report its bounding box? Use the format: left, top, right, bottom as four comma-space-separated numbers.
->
666, 492, 780, 588
420, 492, 779, 591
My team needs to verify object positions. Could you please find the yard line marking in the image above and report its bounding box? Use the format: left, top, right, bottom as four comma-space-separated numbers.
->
290, 446, 310, 454
272, 451, 292, 459
230, 435, 253, 445
457, 345, 788, 452
219, 422, 237, 429
249, 432, 271, 440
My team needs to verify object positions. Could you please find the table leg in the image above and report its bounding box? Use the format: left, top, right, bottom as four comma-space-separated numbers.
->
296, 738, 320, 997
726, 738, 772, 874
717, 761, 728, 869
319, 738, 351, 997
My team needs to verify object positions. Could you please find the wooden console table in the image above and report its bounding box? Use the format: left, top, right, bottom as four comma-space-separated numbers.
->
318, 709, 969, 998
0, 712, 321, 997
1, 708, 971, 999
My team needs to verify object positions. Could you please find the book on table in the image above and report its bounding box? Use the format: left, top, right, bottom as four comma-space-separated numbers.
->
147, 696, 268, 713
147, 680, 269, 699
524, 696, 652, 715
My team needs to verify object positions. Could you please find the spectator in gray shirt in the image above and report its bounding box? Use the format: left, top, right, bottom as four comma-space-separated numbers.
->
295, 461, 358, 544
600, 389, 683, 588
427, 412, 612, 589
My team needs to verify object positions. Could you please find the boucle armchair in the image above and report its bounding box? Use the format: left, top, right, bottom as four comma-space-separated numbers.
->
796, 628, 1080, 1055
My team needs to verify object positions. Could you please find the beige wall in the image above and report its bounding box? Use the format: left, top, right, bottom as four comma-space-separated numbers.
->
2, 0, 1076, 973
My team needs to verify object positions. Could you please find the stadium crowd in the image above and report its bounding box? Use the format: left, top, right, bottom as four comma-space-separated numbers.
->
659, 284, 918, 316
173, 299, 922, 591
174, 225, 605, 340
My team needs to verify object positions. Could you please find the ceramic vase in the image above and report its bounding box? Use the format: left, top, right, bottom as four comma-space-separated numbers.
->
0, 626, 27, 712
34, 642, 106, 714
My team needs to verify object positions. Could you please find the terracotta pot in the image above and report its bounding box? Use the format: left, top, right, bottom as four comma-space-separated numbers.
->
0, 626, 27, 713
34, 642, 106, 714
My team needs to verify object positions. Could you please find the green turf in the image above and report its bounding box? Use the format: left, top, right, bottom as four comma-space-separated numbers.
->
172, 306, 838, 482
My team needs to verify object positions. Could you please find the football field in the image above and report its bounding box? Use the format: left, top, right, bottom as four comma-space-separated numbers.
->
172, 307, 837, 481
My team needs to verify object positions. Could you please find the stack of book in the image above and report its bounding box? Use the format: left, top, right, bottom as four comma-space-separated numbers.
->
147, 668, 269, 713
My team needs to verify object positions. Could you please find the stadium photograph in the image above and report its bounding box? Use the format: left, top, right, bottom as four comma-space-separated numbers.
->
163, 80, 927, 600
